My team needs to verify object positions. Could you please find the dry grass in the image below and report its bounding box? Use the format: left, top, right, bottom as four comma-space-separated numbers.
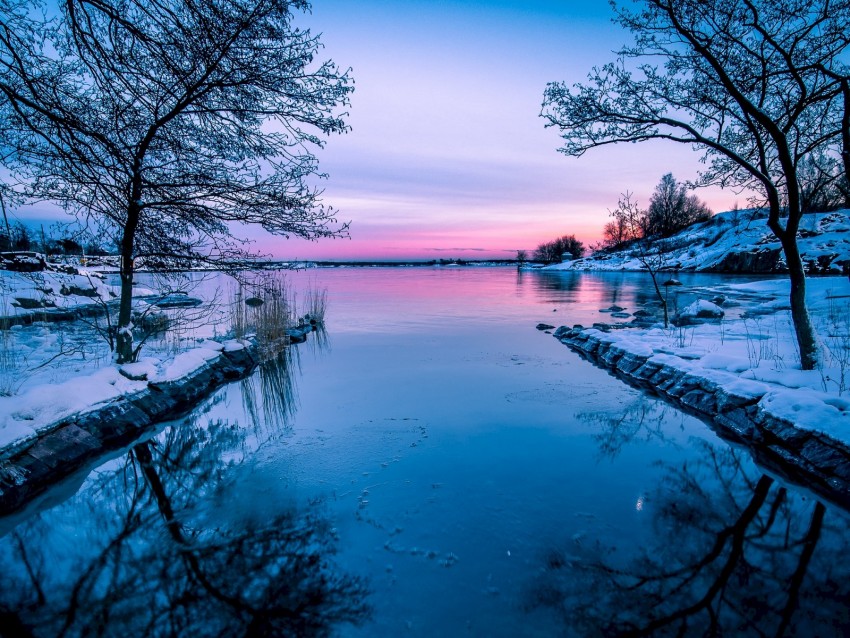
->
301, 287, 327, 325
230, 273, 295, 361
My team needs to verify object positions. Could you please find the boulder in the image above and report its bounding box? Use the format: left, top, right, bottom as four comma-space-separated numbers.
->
673, 300, 725, 326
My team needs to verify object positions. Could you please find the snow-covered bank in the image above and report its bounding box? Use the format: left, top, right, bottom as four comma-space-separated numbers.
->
0, 269, 118, 325
550, 275, 850, 508
546, 209, 850, 274
0, 338, 254, 513
0, 321, 317, 514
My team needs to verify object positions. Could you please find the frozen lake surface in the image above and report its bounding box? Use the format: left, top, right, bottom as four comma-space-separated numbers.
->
2, 267, 849, 636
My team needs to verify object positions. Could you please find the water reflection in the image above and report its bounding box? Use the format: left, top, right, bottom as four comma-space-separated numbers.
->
578, 398, 682, 460
0, 362, 369, 637
526, 438, 850, 636
240, 347, 301, 434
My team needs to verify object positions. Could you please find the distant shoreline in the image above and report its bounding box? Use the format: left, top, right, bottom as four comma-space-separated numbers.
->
260, 259, 519, 269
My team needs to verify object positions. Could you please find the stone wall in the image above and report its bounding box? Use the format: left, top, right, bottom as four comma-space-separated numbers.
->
555, 326, 850, 511
0, 326, 314, 516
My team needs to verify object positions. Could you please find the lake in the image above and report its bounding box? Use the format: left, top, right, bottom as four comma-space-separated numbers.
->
1, 266, 848, 637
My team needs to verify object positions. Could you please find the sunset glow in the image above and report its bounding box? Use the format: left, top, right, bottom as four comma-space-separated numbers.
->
16, 0, 738, 260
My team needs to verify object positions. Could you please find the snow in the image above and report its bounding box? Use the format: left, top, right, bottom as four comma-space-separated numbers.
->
119, 359, 158, 380
0, 269, 117, 317
545, 208, 850, 274
0, 366, 147, 449
0, 334, 251, 452
760, 390, 850, 439
155, 343, 223, 382
560, 275, 850, 445
678, 299, 724, 319
222, 339, 249, 352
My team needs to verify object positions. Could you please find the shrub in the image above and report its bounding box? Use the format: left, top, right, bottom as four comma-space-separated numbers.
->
533, 234, 585, 264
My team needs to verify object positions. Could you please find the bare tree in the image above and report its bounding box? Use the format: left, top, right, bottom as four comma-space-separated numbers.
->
798, 152, 849, 212
612, 192, 674, 326
0, 0, 352, 363
542, 0, 850, 370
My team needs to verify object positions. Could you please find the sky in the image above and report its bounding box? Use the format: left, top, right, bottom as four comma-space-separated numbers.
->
13, 0, 740, 261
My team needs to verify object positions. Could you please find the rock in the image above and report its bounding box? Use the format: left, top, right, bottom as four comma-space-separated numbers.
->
13, 297, 51, 310
611, 312, 631, 319
150, 294, 203, 308
553, 326, 571, 338
536, 323, 556, 330
713, 248, 784, 273
553, 325, 850, 511
59, 284, 99, 297
0, 253, 45, 272
673, 300, 725, 325
286, 325, 312, 343
119, 362, 153, 381
599, 305, 626, 313
592, 322, 611, 332
633, 309, 652, 317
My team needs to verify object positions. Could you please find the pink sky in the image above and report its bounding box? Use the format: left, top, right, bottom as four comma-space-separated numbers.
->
249, 0, 740, 261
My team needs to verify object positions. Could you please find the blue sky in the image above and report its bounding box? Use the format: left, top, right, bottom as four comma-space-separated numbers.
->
278, 0, 734, 260
14, 0, 737, 260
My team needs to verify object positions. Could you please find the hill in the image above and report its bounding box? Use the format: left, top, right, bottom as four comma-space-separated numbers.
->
545, 208, 850, 274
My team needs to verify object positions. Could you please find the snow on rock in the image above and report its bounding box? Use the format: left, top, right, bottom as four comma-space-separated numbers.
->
674, 300, 725, 326
223, 339, 250, 352
119, 359, 159, 381
154, 345, 223, 382
0, 269, 118, 318
0, 367, 147, 450
0, 337, 260, 453
553, 277, 850, 453
678, 299, 725, 319
760, 390, 850, 440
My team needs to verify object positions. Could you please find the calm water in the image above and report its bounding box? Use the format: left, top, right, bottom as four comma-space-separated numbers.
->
1, 267, 849, 637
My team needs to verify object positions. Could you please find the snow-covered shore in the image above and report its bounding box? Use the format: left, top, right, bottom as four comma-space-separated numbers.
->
0, 336, 256, 514
550, 275, 850, 506
545, 208, 850, 274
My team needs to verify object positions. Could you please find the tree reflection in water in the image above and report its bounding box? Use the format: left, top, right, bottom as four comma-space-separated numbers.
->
526, 436, 850, 636
240, 346, 301, 434
0, 347, 369, 638
577, 397, 682, 460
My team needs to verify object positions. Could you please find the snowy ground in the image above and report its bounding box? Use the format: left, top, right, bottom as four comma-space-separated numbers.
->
566, 275, 850, 444
0, 269, 240, 450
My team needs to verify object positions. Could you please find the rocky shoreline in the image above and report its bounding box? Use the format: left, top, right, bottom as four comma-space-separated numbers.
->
555, 325, 850, 511
0, 323, 315, 516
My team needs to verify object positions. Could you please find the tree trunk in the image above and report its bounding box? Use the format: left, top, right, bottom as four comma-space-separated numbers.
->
780, 235, 818, 370
116, 202, 140, 364
767, 185, 819, 371
840, 80, 850, 209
